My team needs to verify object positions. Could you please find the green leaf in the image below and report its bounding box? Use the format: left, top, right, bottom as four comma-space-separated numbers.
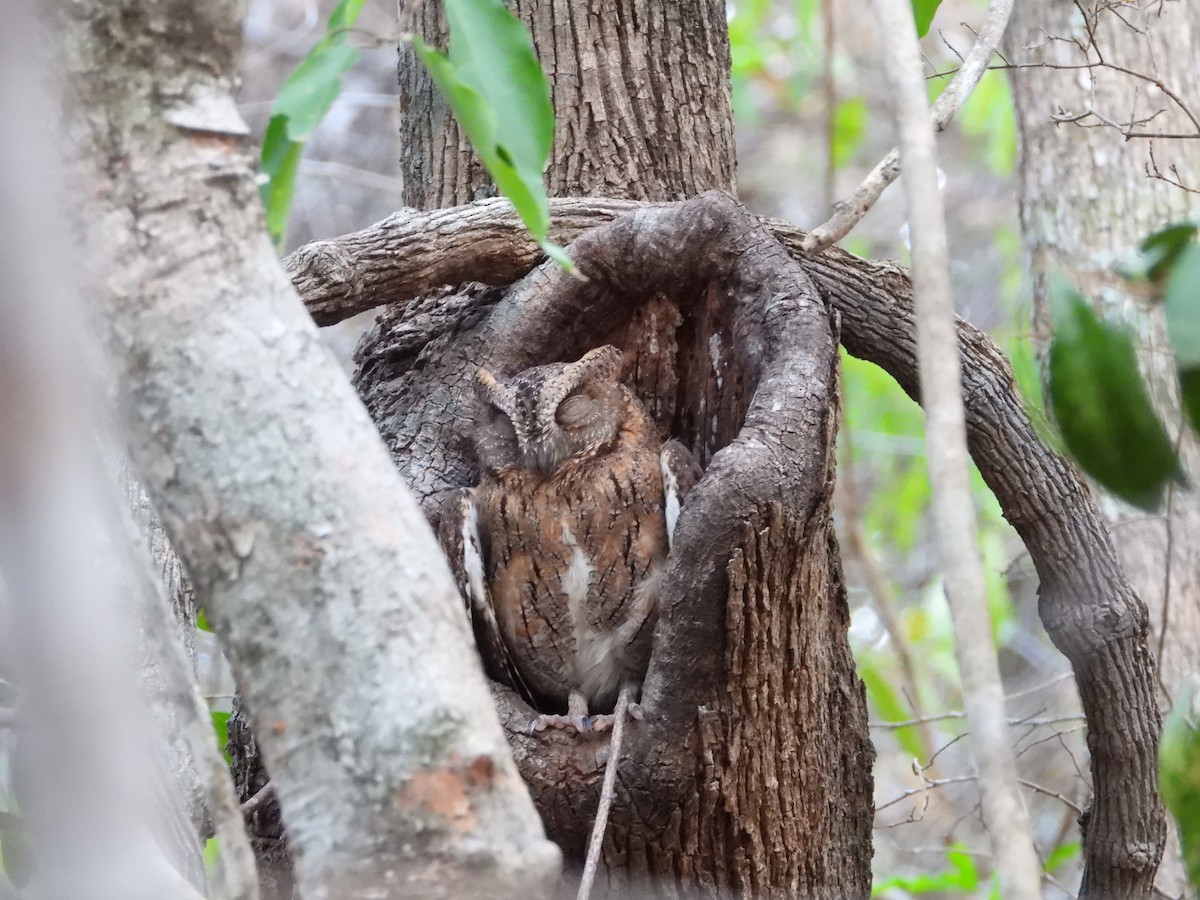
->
1044, 840, 1081, 874
273, 42, 360, 142
212, 710, 233, 764
831, 97, 868, 168
442, 0, 553, 179
258, 0, 366, 251
196, 606, 213, 633
1166, 242, 1200, 369
328, 0, 366, 31
1182, 369, 1200, 440
1140, 222, 1198, 283
873, 845, 979, 895
911, 0, 944, 37
413, 0, 570, 268
204, 837, 221, 877
260, 114, 305, 248
1161, 682, 1200, 889
1048, 278, 1179, 510
541, 241, 579, 276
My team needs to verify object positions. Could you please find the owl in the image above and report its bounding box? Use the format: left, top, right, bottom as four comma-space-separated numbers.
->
440, 346, 701, 732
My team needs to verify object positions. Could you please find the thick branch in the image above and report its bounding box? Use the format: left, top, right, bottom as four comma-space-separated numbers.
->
63, 2, 561, 897
288, 195, 1164, 892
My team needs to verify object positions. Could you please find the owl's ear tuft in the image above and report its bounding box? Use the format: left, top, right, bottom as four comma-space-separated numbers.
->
474, 368, 507, 407
573, 345, 623, 383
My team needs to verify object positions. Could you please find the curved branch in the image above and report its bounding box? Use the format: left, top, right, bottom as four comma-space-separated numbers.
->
288, 194, 1164, 892
344, 192, 873, 892
798, 0, 1016, 253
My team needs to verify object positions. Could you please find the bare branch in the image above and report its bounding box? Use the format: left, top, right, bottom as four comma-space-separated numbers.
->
1147, 142, 1200, 193
870, 0, 1040, 889
240, 781, 276, 818
799, 0, 1015, 253
575, 686, 633, 900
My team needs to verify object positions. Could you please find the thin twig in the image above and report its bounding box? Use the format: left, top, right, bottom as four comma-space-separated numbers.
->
873, 712, 1084, 729
240, 780, 276, 817
821, 0, 837, 216
870, 0, 1040, 891
801, 0, 1015, 252
1019, 778, 1084, 815
577, 686, 633, 900
876, 774, 978, 813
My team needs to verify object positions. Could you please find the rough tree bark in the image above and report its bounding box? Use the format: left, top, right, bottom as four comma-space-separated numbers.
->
290, 189, 1167, 895
341, 1, 877, 896
0, 4, 234, 896
63, 0, 560, 898
1007, 1, 1197, 893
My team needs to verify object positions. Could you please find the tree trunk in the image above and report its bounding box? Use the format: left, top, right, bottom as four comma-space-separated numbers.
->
1007, 2, 1197, 893
63, 0, 562, 897
398, 0, 736, 209
348, 2, 876, 896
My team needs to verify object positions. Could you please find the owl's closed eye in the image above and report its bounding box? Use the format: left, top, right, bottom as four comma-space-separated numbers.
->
555, 392, 598, 429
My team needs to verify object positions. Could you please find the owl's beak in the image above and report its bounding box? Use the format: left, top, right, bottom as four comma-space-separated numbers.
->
517, 432, 562, 479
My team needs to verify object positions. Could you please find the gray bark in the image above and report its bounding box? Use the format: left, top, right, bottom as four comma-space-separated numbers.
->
124, 463, 199, 670
0, 4, 221, 897
60, 0, 560, 897
120, 482, 261, 900
1007, 1, 1198, 894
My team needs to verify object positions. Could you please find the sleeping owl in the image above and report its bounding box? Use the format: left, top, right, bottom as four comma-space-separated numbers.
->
439, 345, 701, 732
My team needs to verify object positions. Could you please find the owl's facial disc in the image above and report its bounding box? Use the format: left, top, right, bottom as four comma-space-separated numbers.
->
473, 347, 625, 479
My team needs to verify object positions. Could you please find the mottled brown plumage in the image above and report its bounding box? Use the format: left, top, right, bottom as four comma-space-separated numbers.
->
440, 346, 700, 730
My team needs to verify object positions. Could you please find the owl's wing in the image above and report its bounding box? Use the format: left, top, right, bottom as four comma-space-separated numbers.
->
660, 440, 703, 551
438, 488, 531, 700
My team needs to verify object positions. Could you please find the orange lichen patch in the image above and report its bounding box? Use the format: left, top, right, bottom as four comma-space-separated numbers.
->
466, 754, 497, 789
187, 132, 241, 151
397, 754, 499, 834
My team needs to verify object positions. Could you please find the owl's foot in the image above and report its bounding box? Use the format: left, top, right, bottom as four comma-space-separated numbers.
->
527, 713, 595, 735
581, 701, 643, 733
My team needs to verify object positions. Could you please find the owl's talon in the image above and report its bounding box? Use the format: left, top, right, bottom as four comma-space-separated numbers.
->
628, 701, 645, 721
528, 713, 594, 735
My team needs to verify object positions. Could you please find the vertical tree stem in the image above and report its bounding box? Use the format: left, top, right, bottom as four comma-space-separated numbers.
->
868, 0, 1041, 895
